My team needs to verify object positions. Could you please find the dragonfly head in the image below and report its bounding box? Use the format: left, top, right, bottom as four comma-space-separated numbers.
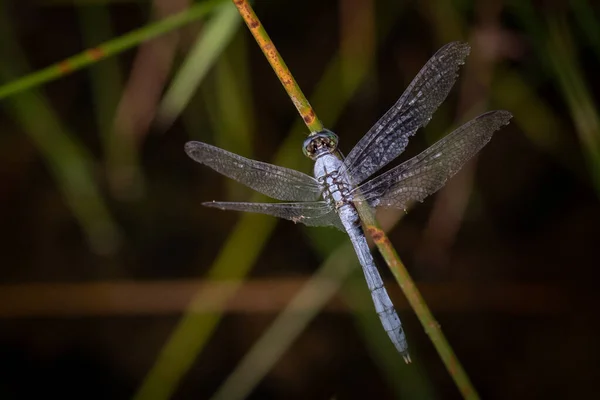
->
302, 129, 339, 160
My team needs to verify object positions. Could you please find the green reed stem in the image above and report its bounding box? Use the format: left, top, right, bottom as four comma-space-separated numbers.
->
232, 0, 323, 132
0, 0, 225, 99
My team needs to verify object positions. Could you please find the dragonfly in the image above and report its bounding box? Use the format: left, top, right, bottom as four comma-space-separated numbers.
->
185, 42, 512, 362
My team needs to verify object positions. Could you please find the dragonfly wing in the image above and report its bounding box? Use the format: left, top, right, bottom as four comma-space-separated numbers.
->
353, 111, 512, 209
342, 42, 471, 185
185, 141, 322, 201
203, 201, 344, 231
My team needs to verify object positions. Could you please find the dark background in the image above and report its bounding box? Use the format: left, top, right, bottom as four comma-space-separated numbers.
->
0, 0, 599, 399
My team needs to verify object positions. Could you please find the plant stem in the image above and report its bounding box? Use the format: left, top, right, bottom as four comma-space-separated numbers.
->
0, 0, 225, 100
232, 0, 323, 132
232, 0, 479, 398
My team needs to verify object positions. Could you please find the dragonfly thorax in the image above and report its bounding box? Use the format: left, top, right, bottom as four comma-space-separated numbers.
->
302, 129, 339, 160
313, 154, 354, 210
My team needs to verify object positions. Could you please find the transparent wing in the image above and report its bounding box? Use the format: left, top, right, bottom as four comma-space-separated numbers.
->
185, 141, 322, 201
342, 42, 471, 185
353, 110, 512, 208
203, 200, 344, 231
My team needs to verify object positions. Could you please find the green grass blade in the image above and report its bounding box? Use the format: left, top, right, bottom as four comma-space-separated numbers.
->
0, 0, 226, 99
132, 212, 278, 400
158, 2, 241, 127
209, 243, 356, 400
510, 1, 600, 195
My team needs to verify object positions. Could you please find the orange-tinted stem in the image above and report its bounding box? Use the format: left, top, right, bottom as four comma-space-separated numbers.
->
232, 0, 323, 132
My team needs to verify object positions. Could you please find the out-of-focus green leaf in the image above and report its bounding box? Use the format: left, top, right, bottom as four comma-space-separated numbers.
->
510, 1, 600, 194
158, 3, 241, 127
210, 242, 357, 400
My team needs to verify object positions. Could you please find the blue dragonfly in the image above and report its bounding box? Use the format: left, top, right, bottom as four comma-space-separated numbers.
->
185, 42, 512, 361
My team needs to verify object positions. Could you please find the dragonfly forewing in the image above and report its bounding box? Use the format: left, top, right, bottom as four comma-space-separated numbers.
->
342, 41, 471, 185
185, 141, 322, 201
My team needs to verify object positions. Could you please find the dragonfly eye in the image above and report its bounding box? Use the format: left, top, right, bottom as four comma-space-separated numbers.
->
302, 129, 339, 160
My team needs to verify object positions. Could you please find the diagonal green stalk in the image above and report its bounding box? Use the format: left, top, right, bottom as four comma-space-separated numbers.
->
0, 0, 225, 100
158, 2, 241, 127
133, 212, 278, 400
209, 242, 356, 400
232, 0, 323, 132
233, 0, 478, 398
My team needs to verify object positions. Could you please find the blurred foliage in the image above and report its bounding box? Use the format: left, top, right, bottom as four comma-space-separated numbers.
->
0, 0, 599, 399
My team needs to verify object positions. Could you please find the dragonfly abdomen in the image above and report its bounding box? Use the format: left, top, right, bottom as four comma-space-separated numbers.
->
342, 217, 410, 359
371, 287, 409, 358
